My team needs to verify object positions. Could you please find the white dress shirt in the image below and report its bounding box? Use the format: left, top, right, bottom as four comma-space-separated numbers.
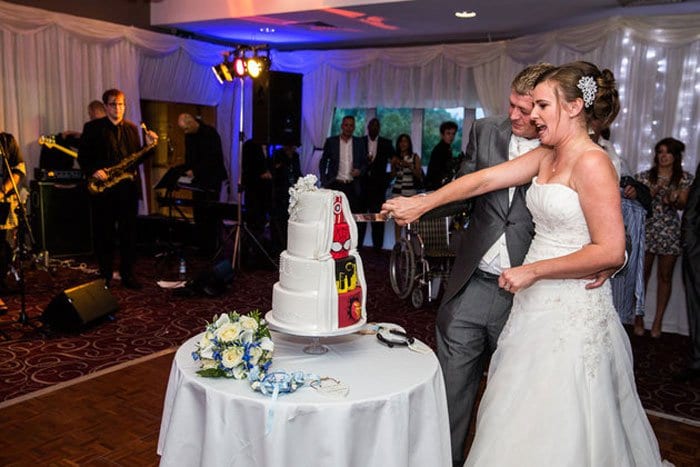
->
337, 137, 354, 182
478, 135, 540, 275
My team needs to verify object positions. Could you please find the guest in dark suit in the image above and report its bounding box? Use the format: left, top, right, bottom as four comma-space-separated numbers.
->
677, 163, 700, 381
78, 88, 158, 289
359, 118, 394, 250
318, 115, 367, 216
177, 113, 228, 256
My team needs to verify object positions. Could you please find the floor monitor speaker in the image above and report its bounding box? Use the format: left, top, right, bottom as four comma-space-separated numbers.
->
252, 71, 303, 145
42, 279, 118, 332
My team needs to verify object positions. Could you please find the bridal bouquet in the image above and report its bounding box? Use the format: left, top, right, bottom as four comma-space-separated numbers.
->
191, 310, 274, 379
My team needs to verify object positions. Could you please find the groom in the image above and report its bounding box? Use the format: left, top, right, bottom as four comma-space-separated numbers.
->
435, 64, 554, 466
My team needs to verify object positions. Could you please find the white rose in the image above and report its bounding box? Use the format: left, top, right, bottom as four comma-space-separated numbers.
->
216, 322, 241, 343
232, 364, 247, 379
239, 329, 254, 344
221, 346, 244, 368
200, 358, 218, 370
259, 336, 274, 352
214, 313, 231, 327
196, 334, 216, 359
248, 346, 263, 365
239, 315, 259, 332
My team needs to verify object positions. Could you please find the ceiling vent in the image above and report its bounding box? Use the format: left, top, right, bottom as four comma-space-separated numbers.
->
294, 21, 338, 30
617, 0, 684, 6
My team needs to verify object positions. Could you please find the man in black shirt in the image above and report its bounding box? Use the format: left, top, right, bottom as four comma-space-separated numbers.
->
177, 113, 228, 256
425, 121, 458, 191
78, 89, 158, 289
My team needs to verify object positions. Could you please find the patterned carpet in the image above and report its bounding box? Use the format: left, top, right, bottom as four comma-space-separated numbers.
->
0, 248, 697, 422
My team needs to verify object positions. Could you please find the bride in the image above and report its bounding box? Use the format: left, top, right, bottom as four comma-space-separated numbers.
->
383, 61, 670, 466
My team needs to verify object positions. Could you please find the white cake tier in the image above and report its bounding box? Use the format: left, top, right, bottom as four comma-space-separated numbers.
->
287, 189, 358, 260
270, 253, 367, 333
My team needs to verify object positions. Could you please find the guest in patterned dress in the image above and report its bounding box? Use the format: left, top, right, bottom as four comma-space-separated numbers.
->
632, 137, 694, 337
390, 133, 423, 240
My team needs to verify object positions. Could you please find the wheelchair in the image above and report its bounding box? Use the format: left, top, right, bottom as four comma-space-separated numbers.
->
389, 216, 458, 309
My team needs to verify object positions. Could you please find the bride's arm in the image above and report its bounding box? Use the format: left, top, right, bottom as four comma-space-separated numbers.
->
500, 150, 626, 292
382, 146, 549, 225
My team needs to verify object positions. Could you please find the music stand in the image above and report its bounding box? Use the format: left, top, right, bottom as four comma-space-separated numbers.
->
153, 167, 190, 281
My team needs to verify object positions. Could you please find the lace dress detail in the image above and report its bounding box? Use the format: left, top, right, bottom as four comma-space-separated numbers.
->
465, 178, 670, 467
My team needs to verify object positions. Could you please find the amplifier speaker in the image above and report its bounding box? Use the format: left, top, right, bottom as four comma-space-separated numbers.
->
252, 71, 303, 145
42, 279, 118, 332
30, 180, 92, 256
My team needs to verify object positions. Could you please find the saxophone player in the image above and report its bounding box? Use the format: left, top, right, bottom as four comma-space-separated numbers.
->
78, 89, 158, 289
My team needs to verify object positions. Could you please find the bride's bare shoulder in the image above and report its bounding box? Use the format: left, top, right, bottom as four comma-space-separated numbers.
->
571, 146, 619, 191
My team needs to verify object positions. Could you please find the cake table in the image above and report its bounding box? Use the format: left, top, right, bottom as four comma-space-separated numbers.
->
157, 330, 451, 467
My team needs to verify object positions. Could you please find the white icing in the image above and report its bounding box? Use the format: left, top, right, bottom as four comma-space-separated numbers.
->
270, 185, 367, 333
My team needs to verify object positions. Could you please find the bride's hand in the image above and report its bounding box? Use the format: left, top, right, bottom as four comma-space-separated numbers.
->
582, 266, 615, 289
499, 265, 537, 293
381, 195, 428, 226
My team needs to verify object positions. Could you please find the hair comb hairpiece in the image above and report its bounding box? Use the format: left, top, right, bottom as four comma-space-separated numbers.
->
577, 76, 597, 109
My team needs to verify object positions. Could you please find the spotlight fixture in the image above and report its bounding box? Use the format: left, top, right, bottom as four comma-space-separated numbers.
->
211, 45, 271, 83
211, 51, 234, 83
246, 50, 271, 79
233, 55, 247, 78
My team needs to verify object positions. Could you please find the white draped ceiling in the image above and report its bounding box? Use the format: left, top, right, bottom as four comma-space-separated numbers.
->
0, 1, 696, 333
1, 0, 698, 193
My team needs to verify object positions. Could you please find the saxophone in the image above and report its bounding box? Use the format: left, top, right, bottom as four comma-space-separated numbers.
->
87, 141, 157, 194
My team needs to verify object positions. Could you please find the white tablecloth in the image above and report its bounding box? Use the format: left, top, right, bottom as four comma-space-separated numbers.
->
157, 331, 451, 467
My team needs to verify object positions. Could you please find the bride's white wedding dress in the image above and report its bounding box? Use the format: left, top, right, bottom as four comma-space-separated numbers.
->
465, 178, 671, 466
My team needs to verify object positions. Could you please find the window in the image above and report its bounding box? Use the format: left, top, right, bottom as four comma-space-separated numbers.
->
376, 108, 412, 149
330, 106, 481, 166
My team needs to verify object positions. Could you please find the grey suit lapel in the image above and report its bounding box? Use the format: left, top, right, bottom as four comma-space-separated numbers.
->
492, 120, 512, 215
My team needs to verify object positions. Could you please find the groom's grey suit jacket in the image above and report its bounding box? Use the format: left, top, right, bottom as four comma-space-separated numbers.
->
442, 116, 535, 305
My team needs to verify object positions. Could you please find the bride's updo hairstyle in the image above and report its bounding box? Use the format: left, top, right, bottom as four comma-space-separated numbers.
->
535, 61, 620, 129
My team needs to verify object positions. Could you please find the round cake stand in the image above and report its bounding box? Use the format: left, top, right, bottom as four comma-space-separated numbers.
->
264, 311, 367, 354
303, 337, 329, 354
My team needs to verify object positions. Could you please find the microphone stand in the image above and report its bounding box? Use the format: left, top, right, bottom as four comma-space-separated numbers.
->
0, 136, 37, 328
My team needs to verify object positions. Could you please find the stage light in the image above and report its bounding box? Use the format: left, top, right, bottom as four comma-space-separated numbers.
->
212, 63, 233, 83
246, 50, 270, 79
233, 56, 247, 78
211, 51, 236, 83
212, 45, 271, 83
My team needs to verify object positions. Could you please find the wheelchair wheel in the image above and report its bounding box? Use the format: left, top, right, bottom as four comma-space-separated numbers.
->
390, 237, 416, 299
411, 286, 425, 309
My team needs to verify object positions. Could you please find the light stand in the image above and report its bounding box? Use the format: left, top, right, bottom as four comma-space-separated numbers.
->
229, 77, 277, 270
211, 45, 276, 270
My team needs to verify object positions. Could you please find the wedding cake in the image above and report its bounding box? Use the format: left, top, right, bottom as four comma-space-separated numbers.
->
267, 175, 367, 335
